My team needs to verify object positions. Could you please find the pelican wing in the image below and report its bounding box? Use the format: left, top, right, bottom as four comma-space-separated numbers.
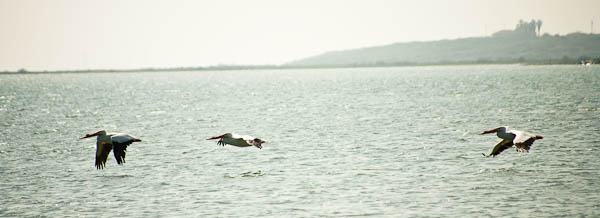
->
515, 138, 535, 153
95, 141, 113, 170
111, 134, 137, 165
233, 134, 255, 145
509, 130, 536, 144
488, 139, 514, 157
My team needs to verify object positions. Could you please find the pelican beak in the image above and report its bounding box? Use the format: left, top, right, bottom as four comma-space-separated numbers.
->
480, 128, 499, 135
207, 134, 226, 140
80, 132, 99, 139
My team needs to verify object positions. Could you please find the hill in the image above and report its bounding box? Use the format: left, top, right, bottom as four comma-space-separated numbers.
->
287, 23, 600, 67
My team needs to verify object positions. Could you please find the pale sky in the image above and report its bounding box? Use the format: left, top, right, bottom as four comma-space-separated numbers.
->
1, 0, 599, 71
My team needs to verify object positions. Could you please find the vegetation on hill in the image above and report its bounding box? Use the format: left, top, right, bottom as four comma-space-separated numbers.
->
287, 20, 600, 67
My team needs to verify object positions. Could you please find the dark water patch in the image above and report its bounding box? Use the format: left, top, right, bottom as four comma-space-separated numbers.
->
222, 171, 266, 178
241, 171, 265, 177
96, 174, 134, 178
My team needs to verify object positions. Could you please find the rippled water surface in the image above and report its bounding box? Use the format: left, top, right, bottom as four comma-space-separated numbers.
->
1, 65, 599, 217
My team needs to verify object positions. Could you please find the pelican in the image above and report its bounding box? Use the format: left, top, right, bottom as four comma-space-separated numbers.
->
80, 130, 142, 169
207, 133, 265, 149
480, 126, 543, 157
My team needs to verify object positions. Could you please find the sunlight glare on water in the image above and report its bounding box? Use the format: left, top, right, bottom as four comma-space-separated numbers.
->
1, 65, 599, 217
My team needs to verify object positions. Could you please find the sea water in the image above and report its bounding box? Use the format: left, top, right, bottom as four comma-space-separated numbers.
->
1, 65, 599, 217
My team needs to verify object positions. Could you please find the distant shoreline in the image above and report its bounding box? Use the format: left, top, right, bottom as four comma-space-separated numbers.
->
0, 61, 593, 75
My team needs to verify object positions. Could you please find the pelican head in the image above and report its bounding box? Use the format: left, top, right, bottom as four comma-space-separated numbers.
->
80, 130, 107, 139
252, 138, 266, 149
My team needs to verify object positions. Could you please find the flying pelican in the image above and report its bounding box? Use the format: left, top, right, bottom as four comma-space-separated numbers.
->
80, 130, 142, 169
480, 126, 543, 157
207, 133, 265, 149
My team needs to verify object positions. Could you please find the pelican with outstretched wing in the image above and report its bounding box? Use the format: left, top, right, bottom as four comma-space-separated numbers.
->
81, 130, 142, 169
207, 133, 265, 149
480, 126, 543, 157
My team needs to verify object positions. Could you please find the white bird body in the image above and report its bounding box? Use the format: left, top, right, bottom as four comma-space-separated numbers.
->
81, 130, 142, 169
481, 126, 543, 157
509, 129, 538, 145
495, 127, 516, 141
222, 134, 255, 147
207, 133, 265, 149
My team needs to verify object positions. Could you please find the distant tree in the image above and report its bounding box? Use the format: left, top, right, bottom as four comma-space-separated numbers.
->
536, 20, 543, 36
516, 19, 525, 32
514, 19, 537, 38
